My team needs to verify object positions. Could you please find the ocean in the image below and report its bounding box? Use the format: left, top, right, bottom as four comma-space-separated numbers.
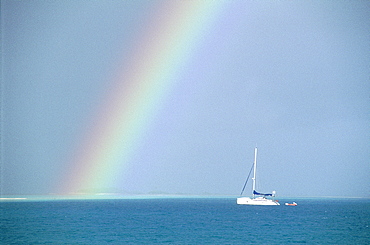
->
1, 197, 369, 244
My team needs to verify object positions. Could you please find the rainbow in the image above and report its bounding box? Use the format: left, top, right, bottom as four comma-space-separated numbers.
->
60, 1, 225, 194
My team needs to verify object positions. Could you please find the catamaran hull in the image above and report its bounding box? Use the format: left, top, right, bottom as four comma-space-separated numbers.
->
237, 197, 280, 205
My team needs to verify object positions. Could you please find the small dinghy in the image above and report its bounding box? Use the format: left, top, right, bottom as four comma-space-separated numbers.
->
285, 202, 297, 206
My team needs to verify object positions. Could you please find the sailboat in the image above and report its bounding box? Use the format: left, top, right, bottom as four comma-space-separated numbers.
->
237, 147, 280, 205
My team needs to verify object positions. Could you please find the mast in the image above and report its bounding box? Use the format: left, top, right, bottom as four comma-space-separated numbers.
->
252, 147, 257, 198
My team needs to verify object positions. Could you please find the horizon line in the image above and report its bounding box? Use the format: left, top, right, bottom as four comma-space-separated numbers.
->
1, 194, 369, 201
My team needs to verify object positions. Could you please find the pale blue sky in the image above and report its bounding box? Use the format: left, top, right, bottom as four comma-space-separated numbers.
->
1, 0, 369, 197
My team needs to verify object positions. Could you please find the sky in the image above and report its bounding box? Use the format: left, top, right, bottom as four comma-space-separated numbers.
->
1, 0, 369, 198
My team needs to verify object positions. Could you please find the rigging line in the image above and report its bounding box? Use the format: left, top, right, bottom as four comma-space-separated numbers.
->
239, 162, 254, 196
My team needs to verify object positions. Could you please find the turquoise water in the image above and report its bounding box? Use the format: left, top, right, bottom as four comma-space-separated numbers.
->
1, 198, 369, 244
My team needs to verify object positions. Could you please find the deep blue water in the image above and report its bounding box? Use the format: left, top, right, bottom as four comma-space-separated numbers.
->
1, 198, 369, 244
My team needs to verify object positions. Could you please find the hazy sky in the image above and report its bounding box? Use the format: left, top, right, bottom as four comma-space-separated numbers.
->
1, 0, 369, 197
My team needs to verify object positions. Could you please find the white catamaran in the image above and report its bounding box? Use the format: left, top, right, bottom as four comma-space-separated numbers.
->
237, 147, 280, 205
